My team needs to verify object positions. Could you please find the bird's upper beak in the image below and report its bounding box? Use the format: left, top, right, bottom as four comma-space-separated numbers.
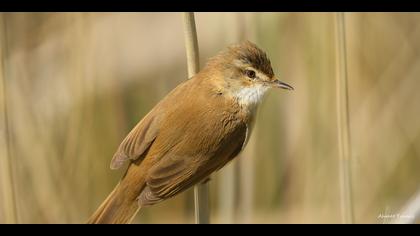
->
271, 77, 294, 90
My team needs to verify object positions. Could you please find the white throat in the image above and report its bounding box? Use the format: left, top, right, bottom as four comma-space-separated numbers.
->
233, 85, 269, 111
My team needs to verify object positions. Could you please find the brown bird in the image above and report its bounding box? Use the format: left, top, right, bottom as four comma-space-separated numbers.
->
87, 41, 293, 224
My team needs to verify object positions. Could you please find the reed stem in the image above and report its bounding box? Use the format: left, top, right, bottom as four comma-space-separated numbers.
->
0, 14, 18, 224
335, 12, 355, 224
183, 13, 200, 76
182, 12, 210, 224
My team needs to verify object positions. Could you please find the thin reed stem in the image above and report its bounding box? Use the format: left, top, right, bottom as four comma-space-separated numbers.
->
182, 12, 210, 224
0, 14, 18, 224
335, 12, 355, 224
183, 13, 200, 76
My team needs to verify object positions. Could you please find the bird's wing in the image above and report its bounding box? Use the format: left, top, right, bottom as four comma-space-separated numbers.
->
110, 108, 161, 170
110, 79, 193, 170
138, 123, 247, 206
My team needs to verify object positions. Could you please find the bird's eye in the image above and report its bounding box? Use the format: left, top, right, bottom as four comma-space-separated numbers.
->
245, 70, 256, 79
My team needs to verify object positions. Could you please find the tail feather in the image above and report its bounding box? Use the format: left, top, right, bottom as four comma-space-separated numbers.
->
87, 183, 141, 224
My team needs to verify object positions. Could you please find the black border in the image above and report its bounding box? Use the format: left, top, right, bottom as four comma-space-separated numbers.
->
1, 0, 420, 12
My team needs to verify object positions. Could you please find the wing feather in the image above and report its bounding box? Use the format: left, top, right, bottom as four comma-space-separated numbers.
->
110, 109, 161, 169
138, 123, 247, 206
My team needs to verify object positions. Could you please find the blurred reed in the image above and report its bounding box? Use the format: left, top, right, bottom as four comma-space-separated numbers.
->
0, 14, 18, 224
334, 12, 355, 223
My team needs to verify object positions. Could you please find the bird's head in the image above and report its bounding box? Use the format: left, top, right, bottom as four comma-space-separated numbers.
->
204, 41, 293, 107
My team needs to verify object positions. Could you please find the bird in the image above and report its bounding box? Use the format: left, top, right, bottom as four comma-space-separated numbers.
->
87, 41, 293, 224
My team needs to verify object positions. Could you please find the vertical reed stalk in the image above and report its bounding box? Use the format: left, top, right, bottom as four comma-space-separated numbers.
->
335, 12, 355, 224
182, 12, 210, 224
0, 14, 18, 224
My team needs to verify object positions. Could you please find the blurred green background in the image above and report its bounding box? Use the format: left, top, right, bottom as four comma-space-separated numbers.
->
0, 12, 419, 223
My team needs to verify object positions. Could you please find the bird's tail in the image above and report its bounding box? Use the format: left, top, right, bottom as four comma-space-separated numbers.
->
87, 182, 141, 224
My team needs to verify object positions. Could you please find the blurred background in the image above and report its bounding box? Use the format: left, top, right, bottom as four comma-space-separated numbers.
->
0, 12, 419, 224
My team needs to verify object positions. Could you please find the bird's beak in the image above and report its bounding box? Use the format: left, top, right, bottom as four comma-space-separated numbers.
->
271, 77, 294, 90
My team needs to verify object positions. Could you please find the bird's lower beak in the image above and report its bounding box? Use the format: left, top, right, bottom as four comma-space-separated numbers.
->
271, 77, 294, 90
